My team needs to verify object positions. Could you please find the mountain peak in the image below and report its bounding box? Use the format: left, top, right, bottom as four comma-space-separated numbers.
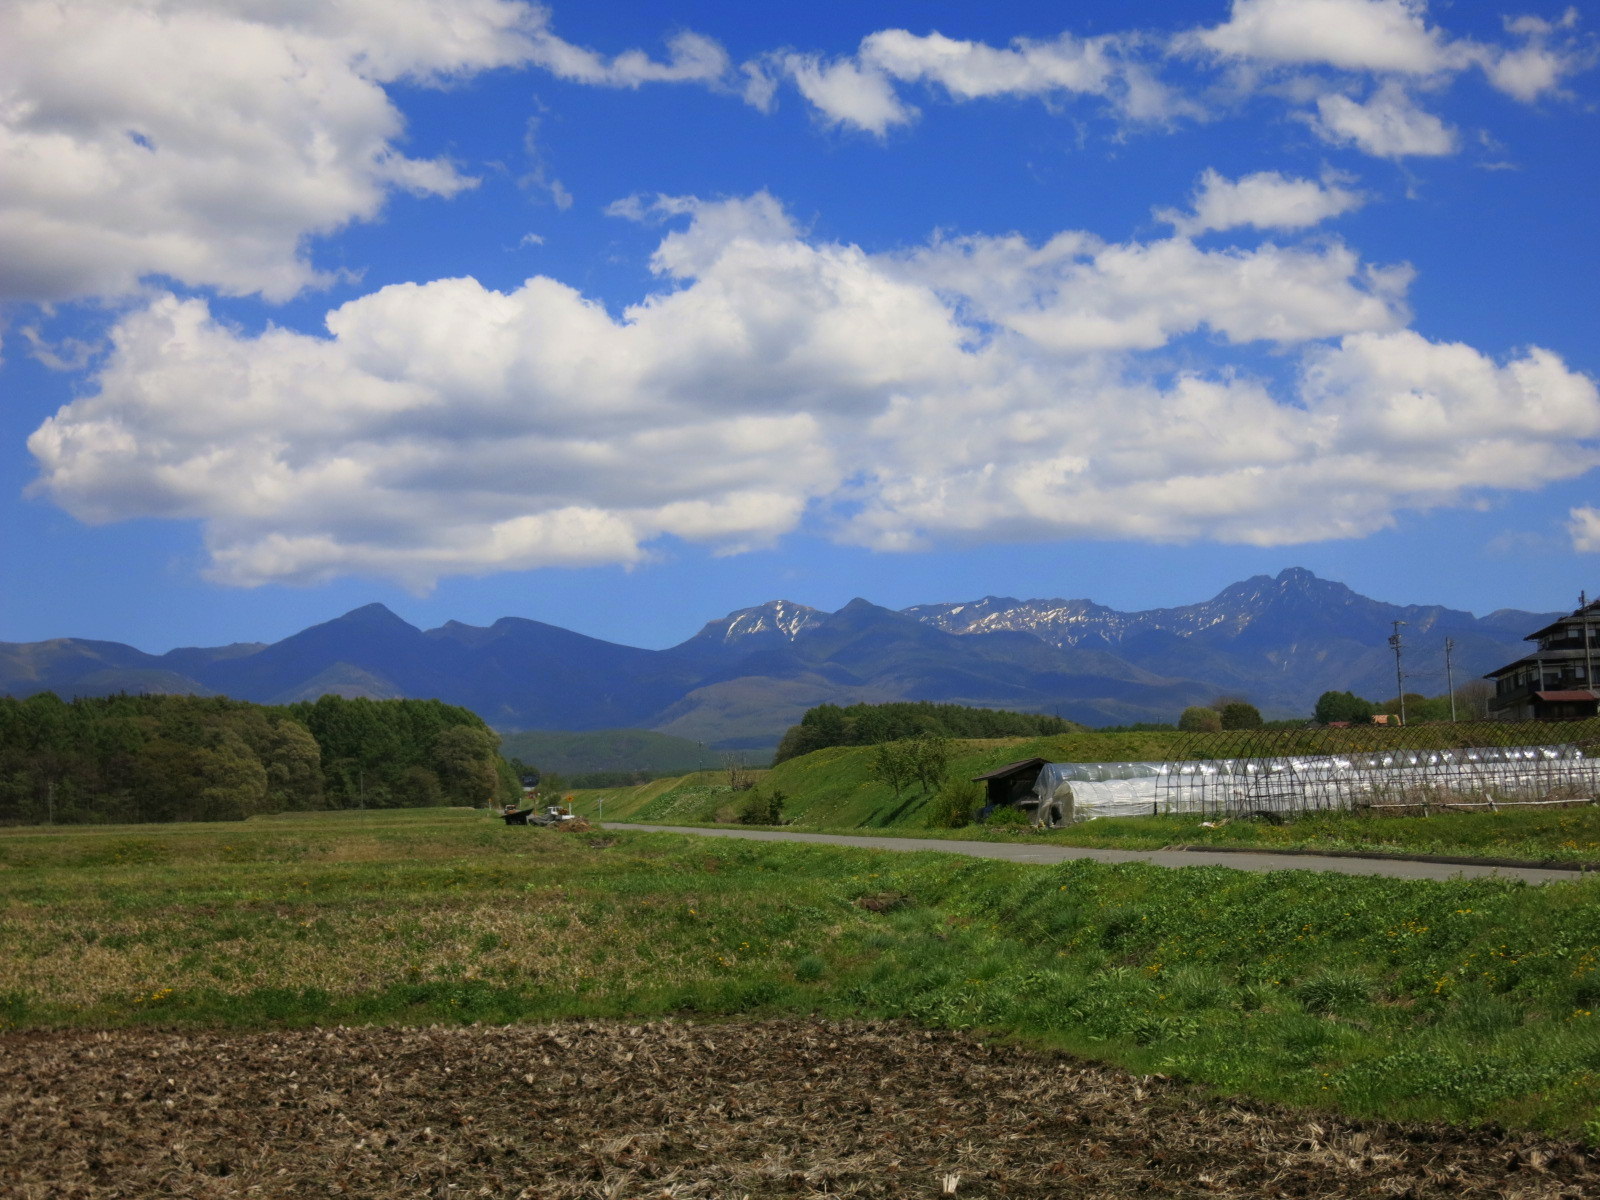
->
335, 602, 412, 627
717, 600, 823, 641
672, 599, 826, 659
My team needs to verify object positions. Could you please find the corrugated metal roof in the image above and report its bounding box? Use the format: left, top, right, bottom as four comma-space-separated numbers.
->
1534, 690, 1598, 702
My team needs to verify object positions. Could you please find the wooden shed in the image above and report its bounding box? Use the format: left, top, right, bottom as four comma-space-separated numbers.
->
971, 758, 1050, 811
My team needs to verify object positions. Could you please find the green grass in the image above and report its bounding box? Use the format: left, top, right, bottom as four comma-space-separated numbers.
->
773, 806, 1600, 864
3, 808, 1600, 1136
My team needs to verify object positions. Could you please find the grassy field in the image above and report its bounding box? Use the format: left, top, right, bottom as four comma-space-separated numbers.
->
792, 805, 1600, 865
4, 808, 1600, 1138
574, 728, 1600, 863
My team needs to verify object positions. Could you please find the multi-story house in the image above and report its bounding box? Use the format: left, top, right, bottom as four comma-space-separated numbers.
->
1485, 596, 1600, 720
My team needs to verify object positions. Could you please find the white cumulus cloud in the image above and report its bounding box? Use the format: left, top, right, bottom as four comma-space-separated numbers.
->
1308, 83, 1458, 157
27, 193, 1600, 586
524, 17, 731, 88
1571, 506, 1600, 552
1479, 9, 1595, 101
1156, 169, 1366, 235
776, 54, 917, 135
1190, 1, 1593, 129
766, 25, 1197, 135
0, 0, 551, 303
1193, 0, 1454, 75
0, 0, 743, 304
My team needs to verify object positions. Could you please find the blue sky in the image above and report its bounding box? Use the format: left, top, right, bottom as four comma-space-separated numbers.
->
2, 0, 1597, 652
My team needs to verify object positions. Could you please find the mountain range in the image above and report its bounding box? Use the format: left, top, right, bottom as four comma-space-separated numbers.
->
0, 568, 1556, 749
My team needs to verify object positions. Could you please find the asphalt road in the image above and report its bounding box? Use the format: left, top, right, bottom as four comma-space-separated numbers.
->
604, 823, 1587, 885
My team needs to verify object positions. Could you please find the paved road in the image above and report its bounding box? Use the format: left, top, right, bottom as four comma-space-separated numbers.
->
605, 823, 1587, 885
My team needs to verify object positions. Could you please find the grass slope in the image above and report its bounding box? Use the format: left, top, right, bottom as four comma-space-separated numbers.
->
3, 809, 1599, 1135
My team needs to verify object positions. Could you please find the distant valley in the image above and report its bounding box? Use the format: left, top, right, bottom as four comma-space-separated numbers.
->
0, 569, 1555, 750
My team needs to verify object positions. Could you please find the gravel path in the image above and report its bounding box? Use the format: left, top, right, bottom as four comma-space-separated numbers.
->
606, 824, 1586, 884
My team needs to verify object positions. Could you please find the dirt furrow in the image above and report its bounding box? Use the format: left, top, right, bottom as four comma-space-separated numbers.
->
2, 1019, 1595, 1198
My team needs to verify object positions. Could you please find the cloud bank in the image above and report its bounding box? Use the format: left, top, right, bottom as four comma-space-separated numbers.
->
29, 190, 1599, 587
2, 1, 1590, 305
0, 0, 739, 304
759, 0, 1591, 157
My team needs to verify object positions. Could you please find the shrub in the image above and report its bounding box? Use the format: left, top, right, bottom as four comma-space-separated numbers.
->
738, 788, 786, 825
929, 779, 981, 828
983, 805, 1033, 827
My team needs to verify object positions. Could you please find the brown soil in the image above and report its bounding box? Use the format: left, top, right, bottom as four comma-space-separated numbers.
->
2, 1019, 1594, 1199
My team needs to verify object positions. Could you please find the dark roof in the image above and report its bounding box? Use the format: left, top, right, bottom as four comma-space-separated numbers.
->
1524, 599, 1600, 643
1485, 647, 1590, 678
1534, 690, 1598, 702
971, 757, 1050, 782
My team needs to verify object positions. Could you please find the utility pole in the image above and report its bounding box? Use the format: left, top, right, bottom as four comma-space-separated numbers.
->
1574, 588, 1600, 713
1389, 621, 1408, 725
1580, 595, 1593, 704
1444, 637, 1457, 723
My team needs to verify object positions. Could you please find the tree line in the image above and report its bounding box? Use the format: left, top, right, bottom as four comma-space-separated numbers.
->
1313, 683, 1495, 725
0, 692, 521, 826
774, 701, 1075, 764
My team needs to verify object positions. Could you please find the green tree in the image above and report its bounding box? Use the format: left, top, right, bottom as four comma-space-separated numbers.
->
430, 724, 501, 806
397, 765, 444, 807
253, 717, 325, 811
906, 732, 953, 795
869, 740, 915, 799
1179, 706, 1222, 732
1378, 693, 1452, 722
1314, 690, 1375, 725
1219, 702, 1263, 730
190, 729, 270, 821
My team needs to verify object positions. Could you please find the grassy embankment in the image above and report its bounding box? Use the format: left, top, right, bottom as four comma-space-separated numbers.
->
575, 723, 1600, 863
3, 808, 1599, 1135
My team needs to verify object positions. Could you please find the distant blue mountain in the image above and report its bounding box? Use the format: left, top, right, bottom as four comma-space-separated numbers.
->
0, 568, 1559, 747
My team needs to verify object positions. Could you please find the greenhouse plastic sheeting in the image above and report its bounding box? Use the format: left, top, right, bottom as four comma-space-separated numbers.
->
1030, 744, 1595, 823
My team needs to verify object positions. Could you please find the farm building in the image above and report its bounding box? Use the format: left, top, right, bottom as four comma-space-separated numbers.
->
1486, 596, 1600, 721
971, 758, 1049, 813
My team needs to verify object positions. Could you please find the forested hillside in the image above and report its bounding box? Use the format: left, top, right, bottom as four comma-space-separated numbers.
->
497, 727, 722, 779
773, 701, 1079, 763
0, 693, 519, 825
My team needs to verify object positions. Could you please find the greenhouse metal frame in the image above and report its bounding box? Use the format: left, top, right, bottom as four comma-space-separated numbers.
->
1028, 721, 1600, 824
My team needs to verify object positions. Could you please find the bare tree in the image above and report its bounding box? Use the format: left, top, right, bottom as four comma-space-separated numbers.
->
1456, 679, 1495, 721
721, 752, 755, 791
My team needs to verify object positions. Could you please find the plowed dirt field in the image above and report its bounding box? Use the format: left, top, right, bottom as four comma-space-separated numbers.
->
2, 1019, 1595, 1199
